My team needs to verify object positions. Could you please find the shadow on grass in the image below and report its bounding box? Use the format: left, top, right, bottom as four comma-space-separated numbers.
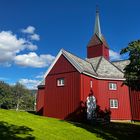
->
68, 121, 140, 140
0, 121, 35, 140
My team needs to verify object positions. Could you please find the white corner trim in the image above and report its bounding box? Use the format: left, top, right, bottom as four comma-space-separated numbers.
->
43, 49, 63, 78
83, 72, 125, 81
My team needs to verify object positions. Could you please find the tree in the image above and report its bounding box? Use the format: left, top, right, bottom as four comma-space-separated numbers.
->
0, 81, 14, 109
12, 82, 25, 111
12, 82, 35, 111
0, 81, 35, 111
120, 40, 140, 91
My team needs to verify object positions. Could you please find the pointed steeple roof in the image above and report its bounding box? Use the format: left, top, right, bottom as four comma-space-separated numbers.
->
87, 7, 109, 48
94, 7, 102, 39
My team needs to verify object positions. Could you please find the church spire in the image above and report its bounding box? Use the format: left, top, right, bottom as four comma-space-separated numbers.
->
94, 6, 102, 39
87, 7, 109, 60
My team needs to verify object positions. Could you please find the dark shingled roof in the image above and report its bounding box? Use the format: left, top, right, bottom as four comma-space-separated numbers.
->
87, 34, 109, 48
101, 35, 109, 48
62, 50, 97, 76
63, 50, 125, 79
87, 34, 102, 47
95, 57, 124, 78
86, 56, 102, 71
112, 60, 130, 72
41, 50, 127, 86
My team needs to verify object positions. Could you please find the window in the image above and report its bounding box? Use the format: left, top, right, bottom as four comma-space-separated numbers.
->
57, 78, 64, 86
90, 80, 93, 88
109, 83, 117, 90
110, 99, 118, 108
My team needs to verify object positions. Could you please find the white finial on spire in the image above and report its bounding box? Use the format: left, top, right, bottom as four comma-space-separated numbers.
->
94, 5, 102, 39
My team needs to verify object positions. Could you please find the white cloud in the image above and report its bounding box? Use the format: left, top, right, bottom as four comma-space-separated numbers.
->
109, 50, 122, 60
21, 26, 35, 34
14, 52, 55, 68
21, 26, 40, 41
0, 31, 25, 52
26, 43, 38, 51
0, 30, 43, 67
30, 34, 40, 41
35, 73, 44, 79
19, 78, 39, 89
0, 31, 25, 65
0, 28, 52, 68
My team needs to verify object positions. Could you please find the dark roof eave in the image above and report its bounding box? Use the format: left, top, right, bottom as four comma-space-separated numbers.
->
38, 85, 45, 89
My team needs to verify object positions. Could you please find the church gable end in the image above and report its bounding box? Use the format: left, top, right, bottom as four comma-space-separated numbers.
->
49, 55, 78, 75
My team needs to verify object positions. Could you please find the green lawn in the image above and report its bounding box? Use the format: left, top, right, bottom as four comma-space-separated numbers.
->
0, 109, 140, 140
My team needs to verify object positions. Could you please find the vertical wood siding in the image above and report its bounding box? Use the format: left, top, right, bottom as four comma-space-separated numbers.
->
97, 80, 131, 120
80, 74, 132, 120
36, 87, 45, 114
37, 54, 140, 121
87, 44, 109, 60
130, 90, 140, 120
80, 74, 98, 102
43, 55, 81, 119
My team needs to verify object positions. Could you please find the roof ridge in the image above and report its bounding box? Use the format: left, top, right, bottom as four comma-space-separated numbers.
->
95, 56, 103, 72
87, 34, 103, 47
101, 35, 109, 48
90, 62, 98, 76
95, 33, 103, 42
102, 57, 124, 74
62, 49, 93, 65
62, 50, 84, 72
62, 49, 97, 75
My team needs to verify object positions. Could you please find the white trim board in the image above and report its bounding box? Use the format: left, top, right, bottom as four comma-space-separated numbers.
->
83, 72, 125, 81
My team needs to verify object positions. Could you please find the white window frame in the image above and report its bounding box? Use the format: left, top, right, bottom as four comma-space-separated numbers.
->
57, 78, 64, 86
110, 99, 118, 108
109, 83, 117, 90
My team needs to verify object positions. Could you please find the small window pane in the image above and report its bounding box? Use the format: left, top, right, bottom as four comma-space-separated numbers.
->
110, 100, 113, 108
57, 78, 64, 86
110, 99, 118, 108
109, 83, 117, 90
61, 79, 64, 85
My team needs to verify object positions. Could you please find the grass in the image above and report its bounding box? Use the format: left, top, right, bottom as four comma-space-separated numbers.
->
0, 109, 140, 140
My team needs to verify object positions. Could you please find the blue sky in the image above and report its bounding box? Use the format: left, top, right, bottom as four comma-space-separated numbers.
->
0, 0, 140, 89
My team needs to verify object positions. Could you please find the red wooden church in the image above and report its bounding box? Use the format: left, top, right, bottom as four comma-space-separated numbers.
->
37, 10, 140, 121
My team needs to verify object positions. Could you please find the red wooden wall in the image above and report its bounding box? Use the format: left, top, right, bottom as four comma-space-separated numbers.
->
80, 74, 98, 101
37, 54, 140, 121
103, 45, 109, 60
36, 86, 45, 114
97, 80, 132, 120
43, 55, 81, 119
80, 74, 132, 120
87, 44, 109, 60
130, 90, 140, 120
